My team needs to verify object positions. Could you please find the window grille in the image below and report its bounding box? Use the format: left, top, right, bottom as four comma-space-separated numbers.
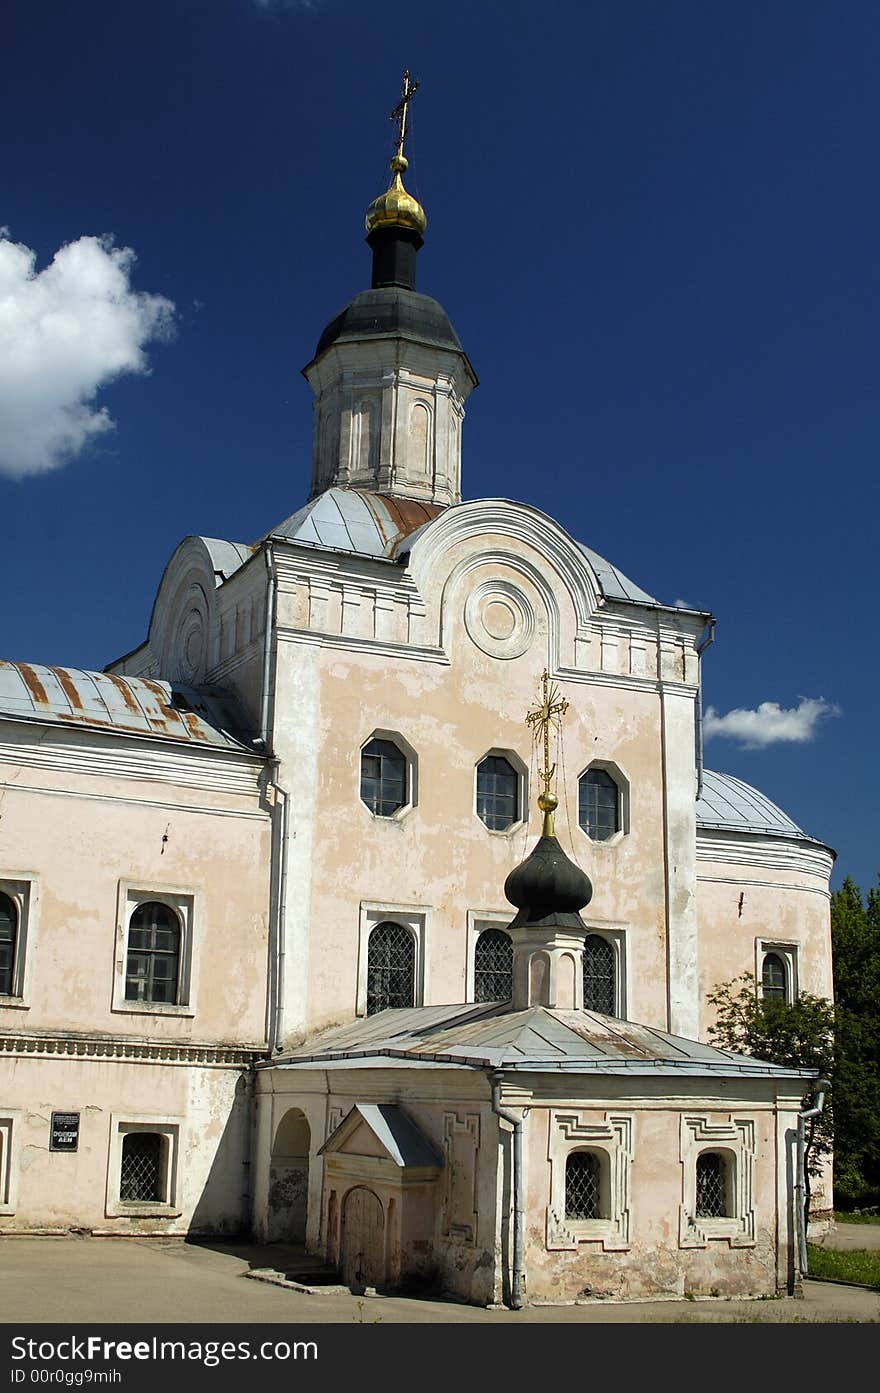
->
360, 739, 407, 817
474, 928, 513, 1002
583, 934, 616, 1015
565, 1151, 600, 1220
761, 952, 787, 1002
366, 921, 415, 1015
120, 1132, 163, 1203
476, 755, 518, 831
578, 769, 620, 841
125, 901, 181, 1005
0, 892, 17, 996
696, 1152, 728, 1218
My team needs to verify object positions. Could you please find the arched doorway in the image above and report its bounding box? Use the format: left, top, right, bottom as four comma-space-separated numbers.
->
268, 1108, 310, 1242
340, 1186, 385, 1289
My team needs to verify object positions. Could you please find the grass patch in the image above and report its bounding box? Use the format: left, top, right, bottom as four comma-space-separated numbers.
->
807, 1243, 880, 1288
834, 1210, 880, 1226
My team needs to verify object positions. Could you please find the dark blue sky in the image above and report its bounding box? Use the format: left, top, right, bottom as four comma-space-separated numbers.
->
2, 1, 877, 890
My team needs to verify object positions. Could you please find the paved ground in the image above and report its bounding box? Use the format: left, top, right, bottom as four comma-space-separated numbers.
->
813, 1220, 880, 1251
0, 1233, 877, 1324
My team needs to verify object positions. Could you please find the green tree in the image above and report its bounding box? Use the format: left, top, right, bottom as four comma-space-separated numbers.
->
830, 876, 880, 1208
706, 974, 834, 1226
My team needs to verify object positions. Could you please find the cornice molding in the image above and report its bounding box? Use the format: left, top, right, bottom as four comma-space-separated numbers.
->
696, 829, 833, 880
0, 1030, 266, 1067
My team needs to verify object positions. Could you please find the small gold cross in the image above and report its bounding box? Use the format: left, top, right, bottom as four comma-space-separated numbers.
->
389, 69, 420, 160
525, 669, 569, 801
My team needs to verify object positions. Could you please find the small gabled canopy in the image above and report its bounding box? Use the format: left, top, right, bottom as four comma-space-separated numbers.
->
318, 1103, 442, 1170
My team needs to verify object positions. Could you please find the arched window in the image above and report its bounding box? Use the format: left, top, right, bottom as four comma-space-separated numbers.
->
696, 1151, 731, 1218
360, 739, 407, 817
583, 934, 616, 1015
565, 1151, 601, 1220
366, 922, 415, 1015
474, 928, 512, 1002
120, 1132, 163, 1203
476, 755, 518, 830
0, 892, 17, 996
578, 768, 620, 841
125, 902, 181, 1005
761, 952, 787, 1002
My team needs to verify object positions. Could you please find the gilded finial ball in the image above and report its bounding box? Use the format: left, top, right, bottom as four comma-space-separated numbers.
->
391, 153, 408, 174
538, 792, 558, 813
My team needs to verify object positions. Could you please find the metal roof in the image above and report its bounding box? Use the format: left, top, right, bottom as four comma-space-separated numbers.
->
271, 1000, 813, 1078
575, 543, 659, 605
697, 769, 814, 842
319, 1103, 442, 1168
266, 488, 443, 558
0, 661, 254, 751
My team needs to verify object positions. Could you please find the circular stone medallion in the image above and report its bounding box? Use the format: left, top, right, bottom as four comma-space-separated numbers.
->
464, 581, 535, 660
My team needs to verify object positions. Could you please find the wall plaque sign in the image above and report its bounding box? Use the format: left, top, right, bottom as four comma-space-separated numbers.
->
50, 1112, 80, 1152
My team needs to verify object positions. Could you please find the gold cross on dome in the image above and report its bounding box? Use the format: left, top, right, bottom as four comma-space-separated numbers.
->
525, 669, 569, 800
389, 69, 420, 159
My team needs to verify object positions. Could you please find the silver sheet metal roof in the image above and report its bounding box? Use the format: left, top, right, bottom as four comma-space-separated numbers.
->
319, 1103, 442, 1168
0, 661, 253, 751
266, 489, 443, 559
271, 1000, 813, 1078
697, 769, 813, 841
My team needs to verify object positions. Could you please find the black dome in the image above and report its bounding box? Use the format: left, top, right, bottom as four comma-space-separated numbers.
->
312, 286, 465, 361
504, 835, 593, 930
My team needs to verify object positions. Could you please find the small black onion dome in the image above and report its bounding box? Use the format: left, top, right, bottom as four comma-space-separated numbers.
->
504, 832, 593, 930
312, 287, 465, 361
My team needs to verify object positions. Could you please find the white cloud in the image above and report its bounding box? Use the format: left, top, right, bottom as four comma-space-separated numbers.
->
704, 697, 839, 749
0, 231, 174, 479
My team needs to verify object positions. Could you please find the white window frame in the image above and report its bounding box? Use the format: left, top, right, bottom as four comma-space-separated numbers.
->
580, 922, 629, 1020
358, 729, 419, 823
576, 760, 631, 847
473, 748, 529, 836
0, 1111, 21, 1214
105, 1115, 182, 1218
356, 901, 430, 1017
679, 1115, 756, 1248
546, 1112, 633, 1252
465, 910, 513, 1001
756, 939, 799, 1004
112, 883, 197, 1017
0, 875, 37, 1009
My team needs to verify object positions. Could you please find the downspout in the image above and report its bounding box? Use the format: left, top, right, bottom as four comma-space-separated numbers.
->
694, 618, 715, 799
491, 1073, 525, 1310
271, 781, 290, 1052
258, 541, 289, 1054
795, 1077, 830, 1279
259, 543, 276, 751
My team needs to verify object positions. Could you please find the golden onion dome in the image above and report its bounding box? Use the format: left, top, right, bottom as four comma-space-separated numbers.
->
365, 153, 427, 236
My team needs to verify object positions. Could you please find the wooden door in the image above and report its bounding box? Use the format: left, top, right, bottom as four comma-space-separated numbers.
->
340, 1187, 385, 1289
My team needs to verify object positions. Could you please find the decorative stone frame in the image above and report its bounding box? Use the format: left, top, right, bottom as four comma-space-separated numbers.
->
0, 876, 36, 1008
576, 760, 631, 847
358, 728, 419, 823
580, 922, 629, 1020
356, 901, 430, 1017
473, 747, 529, 836
0, 1111, 20, 1214
679, 1115, 756, 1247
105, 1115, 182, 1219
112, 883, 197, 1017
756, 939, 799, 1004
546, 1112, 633, 1251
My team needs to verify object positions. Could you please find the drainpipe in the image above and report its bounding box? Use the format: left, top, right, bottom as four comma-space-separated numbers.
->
694, 618, 715, 799
491, 1073, 525, 1310
795, 1077, 830, 1278
268, 780, 290, 1053
259, 543, 277, 751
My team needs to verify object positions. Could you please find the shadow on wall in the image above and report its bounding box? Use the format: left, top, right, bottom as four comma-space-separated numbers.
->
189, 1074, 252, 1237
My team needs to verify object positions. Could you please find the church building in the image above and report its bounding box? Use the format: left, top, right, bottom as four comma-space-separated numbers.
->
0, 78, 834, 1305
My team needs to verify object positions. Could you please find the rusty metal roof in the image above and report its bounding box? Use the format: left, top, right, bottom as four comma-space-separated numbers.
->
269, 1001, 814, 1078
266, 487, 443, 559
0, 661, 255, 752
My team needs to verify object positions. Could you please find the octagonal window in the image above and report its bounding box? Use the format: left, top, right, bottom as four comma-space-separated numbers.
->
360, 738, 407, 817
476, 755, 519, 831
578, 767, 622, 842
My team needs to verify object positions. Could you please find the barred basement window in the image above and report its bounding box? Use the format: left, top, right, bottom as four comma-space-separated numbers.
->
578, 768, 620, 841
565, 1151, 601, 1221
476, 756, 519, 831
360, 739, 407, 817
474, 928, 512, 1002
366, 922, 415, 1015
761, 952, 787, 1002
120, 1132, 163, 1203
125, 901, 181, 1005
583, 934, 616, 1015
696, 1151, 730, 1219
0, 893, 17, 996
